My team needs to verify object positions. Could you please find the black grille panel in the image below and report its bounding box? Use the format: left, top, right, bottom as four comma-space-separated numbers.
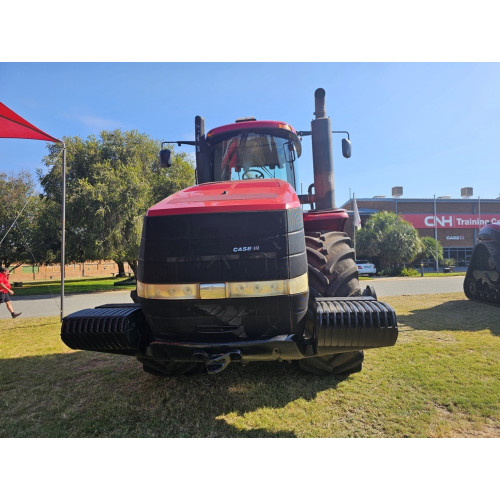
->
139, 293, 308, 341
139, 209, 306, 283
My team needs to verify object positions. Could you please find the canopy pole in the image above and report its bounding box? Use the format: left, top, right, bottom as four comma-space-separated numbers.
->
61, 142, 66, 321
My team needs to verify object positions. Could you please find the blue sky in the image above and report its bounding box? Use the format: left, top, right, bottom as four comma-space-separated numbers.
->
1, 62, 499, 205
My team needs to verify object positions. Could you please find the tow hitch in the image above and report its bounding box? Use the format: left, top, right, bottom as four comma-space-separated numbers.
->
194, 350, 243, 374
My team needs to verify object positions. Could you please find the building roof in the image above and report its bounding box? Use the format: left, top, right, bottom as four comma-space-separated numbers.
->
341, 197, 500, 208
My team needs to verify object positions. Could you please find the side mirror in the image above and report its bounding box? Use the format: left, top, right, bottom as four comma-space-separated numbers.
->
342, 138, 351, 159
284, 140, 296, 163
159, 149, 172, 168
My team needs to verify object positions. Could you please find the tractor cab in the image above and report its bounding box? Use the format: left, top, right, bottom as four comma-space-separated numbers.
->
159, 118, 302, 190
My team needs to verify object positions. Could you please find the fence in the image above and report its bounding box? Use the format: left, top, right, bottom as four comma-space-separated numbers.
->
7, 260, 133, 281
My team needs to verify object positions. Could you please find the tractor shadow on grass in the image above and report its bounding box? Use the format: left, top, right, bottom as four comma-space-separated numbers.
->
0, 351, 348, 438
397, 299, 500, 336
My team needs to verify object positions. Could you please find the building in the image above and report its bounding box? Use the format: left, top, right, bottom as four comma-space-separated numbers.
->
341, 188, 500, 268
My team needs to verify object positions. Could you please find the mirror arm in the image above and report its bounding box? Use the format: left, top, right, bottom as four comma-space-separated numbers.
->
332, 131, 350, 140
161, 140, 196, 148
298, 130, 350, 140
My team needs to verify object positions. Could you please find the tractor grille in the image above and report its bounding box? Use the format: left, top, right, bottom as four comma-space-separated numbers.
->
138, 208, 306, 283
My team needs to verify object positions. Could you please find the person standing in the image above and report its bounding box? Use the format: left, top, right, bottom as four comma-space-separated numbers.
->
0, 266, 22, 318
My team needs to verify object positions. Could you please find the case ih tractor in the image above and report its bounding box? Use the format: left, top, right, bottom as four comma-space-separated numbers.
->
464, 221, 500, 306
61, 88, 398, 376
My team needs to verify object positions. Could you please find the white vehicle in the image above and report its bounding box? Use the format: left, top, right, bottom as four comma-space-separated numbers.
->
356, 260, 377, 276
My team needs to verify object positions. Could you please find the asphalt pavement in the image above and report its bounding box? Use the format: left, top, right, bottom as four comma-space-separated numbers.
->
368, 275, 465, 298
1, 275, 466, 320
0, 289, 133, 320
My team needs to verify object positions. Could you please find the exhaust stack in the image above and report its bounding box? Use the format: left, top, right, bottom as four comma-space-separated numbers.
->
311, 88, 335, 210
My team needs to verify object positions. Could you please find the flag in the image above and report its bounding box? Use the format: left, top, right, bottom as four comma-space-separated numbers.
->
353, 196, 361, 229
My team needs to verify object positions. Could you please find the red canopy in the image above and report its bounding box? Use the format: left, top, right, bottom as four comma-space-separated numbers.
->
0, 101, 66, 319
0, 102, 60, 142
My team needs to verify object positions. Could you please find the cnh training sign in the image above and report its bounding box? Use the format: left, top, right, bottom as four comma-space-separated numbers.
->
401, 214, 500, 229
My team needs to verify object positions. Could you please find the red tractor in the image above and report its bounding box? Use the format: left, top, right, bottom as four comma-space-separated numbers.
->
61, 88, 398, 376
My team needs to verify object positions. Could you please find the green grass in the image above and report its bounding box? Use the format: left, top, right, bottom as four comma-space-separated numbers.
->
9, 276, 136, 296
0, 292, 498, 437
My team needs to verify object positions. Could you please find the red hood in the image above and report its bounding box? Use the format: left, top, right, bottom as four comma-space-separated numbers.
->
147, 179, 300, 216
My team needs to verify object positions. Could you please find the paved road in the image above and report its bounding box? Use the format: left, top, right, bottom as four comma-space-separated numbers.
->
368, 275, 465, 298
0, 290, 133, 320
1, 276, 466, 319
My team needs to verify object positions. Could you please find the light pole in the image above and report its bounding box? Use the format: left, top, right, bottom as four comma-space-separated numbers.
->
434, 195, 439, 273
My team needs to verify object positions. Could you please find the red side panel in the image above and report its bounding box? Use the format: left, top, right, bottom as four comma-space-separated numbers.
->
147, 179, 301, 216
303, 209, 349, 233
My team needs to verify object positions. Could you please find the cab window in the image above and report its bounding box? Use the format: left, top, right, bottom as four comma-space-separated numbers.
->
212, 131, 297, 187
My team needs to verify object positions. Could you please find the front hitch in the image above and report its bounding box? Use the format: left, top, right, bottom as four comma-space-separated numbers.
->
194, 350, 243, 374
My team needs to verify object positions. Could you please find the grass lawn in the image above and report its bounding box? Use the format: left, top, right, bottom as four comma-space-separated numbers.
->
0, 292, 498, 438
9, 276, 136, 297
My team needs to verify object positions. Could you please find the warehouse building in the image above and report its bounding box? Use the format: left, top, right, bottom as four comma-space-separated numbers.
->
341, 187, 500, 268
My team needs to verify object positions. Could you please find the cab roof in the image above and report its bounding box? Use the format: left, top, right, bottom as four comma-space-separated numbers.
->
206, 120, 302, 157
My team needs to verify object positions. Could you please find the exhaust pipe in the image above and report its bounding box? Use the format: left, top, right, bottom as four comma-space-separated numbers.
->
311, 88, 335, 210
314, 87, 327, 118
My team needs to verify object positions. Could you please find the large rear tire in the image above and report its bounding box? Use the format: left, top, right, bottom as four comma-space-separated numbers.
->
299, 231, 364, 376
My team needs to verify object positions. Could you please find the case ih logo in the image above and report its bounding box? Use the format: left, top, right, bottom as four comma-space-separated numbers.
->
401, 214, 500, 229
233, 245, 260, 253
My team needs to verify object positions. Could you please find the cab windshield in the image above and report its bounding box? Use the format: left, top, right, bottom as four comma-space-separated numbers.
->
212, 131, 297, 187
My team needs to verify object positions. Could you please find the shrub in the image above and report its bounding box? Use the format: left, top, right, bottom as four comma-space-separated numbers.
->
400, 267, 420, 277
380, 266, 402, 276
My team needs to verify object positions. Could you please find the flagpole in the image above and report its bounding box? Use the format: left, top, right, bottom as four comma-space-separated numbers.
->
434, 194, 439, 274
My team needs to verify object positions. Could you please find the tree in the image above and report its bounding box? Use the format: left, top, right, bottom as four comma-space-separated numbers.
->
0, 171, 45, 268
39, 130, 195, 276
356, 211, 421, 273
413, 236, 443, 266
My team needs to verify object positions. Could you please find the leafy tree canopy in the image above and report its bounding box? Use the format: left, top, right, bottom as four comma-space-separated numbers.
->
0, 171, 45, 268
356, 211, 422, 271
415, 236, 443, 264
39, 130, 195, 274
